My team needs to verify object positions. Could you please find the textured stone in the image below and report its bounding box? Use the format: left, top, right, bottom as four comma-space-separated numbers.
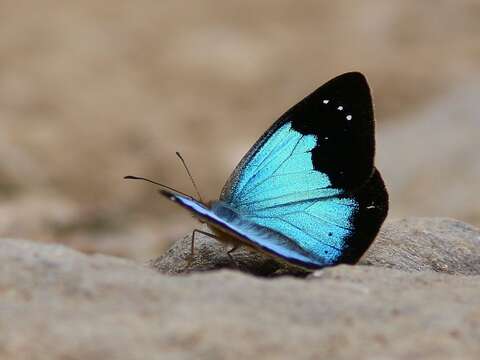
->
151, 224, 293, 276
361, 218, 480, 275
1, 237, 480, 360
153, 217, 480, 276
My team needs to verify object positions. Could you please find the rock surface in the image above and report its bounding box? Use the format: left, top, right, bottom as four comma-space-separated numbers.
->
1, 217, 480, 359
362, 218, 480, 275
153, 218, 480, 276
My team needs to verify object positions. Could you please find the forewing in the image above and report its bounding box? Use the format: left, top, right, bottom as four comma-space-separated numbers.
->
221, 72, 375, 206
219, 72, 387, 265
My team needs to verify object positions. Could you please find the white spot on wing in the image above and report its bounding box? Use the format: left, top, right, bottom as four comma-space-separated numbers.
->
337, 106, 344, 111
346, 115, 352, 120
323, 99, 329, 104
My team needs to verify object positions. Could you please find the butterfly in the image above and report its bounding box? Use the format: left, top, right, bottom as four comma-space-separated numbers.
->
126, 72, 388, 271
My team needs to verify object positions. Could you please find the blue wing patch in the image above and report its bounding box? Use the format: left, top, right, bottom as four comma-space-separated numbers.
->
218, 119, 358, 265
226, 122, 340, 209
222, 122, 357, 264
242, 197, 357, 263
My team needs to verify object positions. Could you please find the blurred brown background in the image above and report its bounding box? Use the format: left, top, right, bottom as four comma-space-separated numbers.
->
1, 0, 479, 260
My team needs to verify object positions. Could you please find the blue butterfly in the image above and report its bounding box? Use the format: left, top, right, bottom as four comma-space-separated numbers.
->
127, 72, 388, 271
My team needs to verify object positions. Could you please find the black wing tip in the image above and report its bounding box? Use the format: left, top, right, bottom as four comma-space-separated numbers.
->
300, 71, 371, 108
327, 71, 370, 91
337, 71, 367, 79
332, 71, 368, 83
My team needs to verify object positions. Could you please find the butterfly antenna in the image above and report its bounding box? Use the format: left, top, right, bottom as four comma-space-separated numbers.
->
123, 175, 193, 199
175, 151, 204, 203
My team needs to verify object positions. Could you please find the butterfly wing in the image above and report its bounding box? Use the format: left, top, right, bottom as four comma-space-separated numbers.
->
218, 72, 388, 266
159, 189, 327, 269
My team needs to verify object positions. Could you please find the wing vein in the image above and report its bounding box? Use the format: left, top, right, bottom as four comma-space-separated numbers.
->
236, 135, 305, 203
244, 214, 343, 251
233, 125, 295, 199
237, 187, 342, 208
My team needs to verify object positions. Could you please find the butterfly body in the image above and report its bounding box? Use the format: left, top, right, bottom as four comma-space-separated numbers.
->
160, 72, 388, 271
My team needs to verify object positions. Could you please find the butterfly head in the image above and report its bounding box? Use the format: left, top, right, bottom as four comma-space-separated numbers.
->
158, 189, 211, 224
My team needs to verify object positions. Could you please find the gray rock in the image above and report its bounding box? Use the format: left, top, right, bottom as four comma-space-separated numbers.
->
153, 217, 480, 276
361, 217, 480, 275
151, 224, 296, 277
1, 237, 480, 359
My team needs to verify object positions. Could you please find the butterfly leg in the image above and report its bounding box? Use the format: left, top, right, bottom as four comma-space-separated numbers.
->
227, 245, 240, 268
188, 229, 219, 265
